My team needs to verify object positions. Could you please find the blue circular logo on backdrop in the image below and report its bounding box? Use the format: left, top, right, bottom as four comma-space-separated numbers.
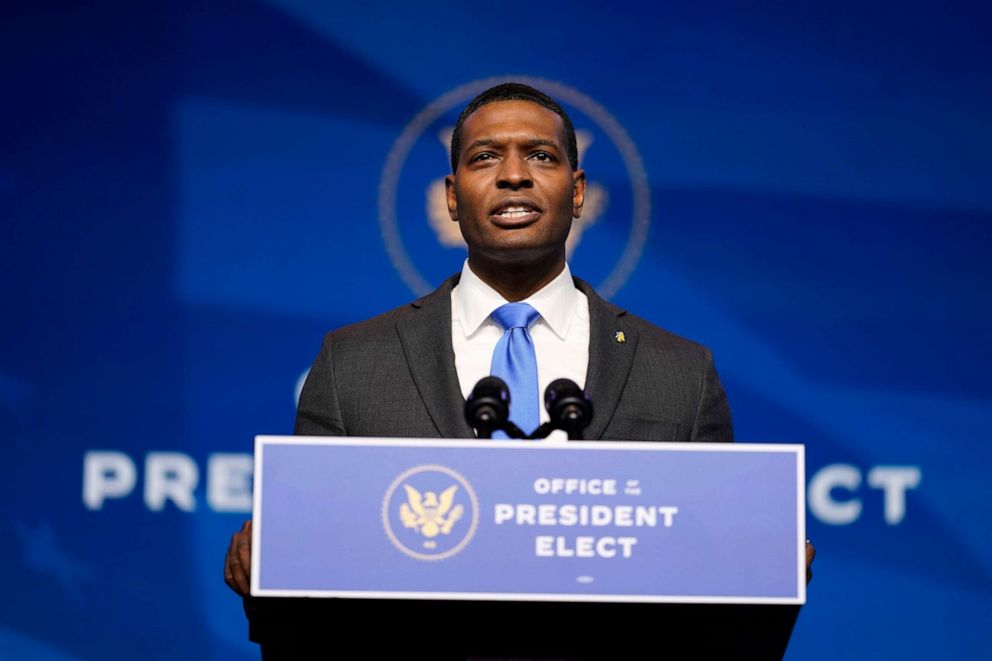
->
379, 76, 651, 299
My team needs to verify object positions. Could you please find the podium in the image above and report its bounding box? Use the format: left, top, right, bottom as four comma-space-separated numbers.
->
249, 437, 805, 659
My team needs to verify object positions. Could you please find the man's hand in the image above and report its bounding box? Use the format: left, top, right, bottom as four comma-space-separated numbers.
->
224, 519, 252, 597
806, 539, 816, 585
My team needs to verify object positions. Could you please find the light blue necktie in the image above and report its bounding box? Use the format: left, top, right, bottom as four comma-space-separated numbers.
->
490, 303, 541, 439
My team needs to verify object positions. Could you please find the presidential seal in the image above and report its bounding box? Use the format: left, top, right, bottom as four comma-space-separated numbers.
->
378, 76, 651, 299
382, 464, 479, 561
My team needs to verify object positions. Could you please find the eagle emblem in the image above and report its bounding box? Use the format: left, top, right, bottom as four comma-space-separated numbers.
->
383, 464, 480, 560
399, 484, 464, 542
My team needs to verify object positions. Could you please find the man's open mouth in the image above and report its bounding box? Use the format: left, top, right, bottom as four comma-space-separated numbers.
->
496, 206, 537, 218
490, 199, 543, 226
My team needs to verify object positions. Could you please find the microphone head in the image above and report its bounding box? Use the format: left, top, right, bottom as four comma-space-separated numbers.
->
465, 376, 511, 434
544, 378, 593, 433
473, 376, 511, 402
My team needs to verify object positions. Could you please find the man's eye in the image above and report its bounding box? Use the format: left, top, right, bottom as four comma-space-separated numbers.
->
470, 153, 494, 162
531, 151, 555, 162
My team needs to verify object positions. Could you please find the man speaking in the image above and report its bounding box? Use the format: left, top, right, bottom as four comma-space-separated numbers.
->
225, 82, 743, 651
296, 82, 732, 444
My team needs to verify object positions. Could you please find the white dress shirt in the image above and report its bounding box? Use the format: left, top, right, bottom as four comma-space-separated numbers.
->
451, 260, 590, 442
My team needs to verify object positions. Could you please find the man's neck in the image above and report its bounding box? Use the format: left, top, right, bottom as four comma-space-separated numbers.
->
466, 253, 566, 302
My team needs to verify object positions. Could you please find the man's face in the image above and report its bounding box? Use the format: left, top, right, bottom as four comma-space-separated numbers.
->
445, 100, 586, 265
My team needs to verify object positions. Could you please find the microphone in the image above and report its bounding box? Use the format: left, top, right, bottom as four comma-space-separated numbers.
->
465, 376, 527, 439
465, 376, 509, 438
543, 379, 593, 440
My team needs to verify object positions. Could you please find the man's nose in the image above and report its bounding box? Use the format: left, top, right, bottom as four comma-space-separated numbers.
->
496, 156, 533, 190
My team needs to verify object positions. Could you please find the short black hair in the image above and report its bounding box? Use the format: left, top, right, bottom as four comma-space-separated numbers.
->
449, 82, 578, 173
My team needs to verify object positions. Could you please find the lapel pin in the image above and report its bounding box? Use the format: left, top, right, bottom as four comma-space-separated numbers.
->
614, 331, 626, 344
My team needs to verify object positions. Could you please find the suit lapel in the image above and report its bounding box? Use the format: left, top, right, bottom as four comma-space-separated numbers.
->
575, 278, 638, 440
395, 275, 476, 439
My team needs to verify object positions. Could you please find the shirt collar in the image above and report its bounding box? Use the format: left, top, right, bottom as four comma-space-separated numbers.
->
452, 260, 578, 340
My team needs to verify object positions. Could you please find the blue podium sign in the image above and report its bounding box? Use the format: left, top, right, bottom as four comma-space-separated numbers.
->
251, 437, 805, 605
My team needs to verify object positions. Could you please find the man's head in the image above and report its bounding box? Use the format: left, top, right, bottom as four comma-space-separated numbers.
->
445, 83, 586, 275
450, 83, 579, 173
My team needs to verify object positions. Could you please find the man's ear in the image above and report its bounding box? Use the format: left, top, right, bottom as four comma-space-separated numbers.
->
444, 174, 458, 222
572, 169, 587, 219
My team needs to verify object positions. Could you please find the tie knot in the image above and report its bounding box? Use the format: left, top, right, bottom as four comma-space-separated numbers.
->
491, 302, 540, 331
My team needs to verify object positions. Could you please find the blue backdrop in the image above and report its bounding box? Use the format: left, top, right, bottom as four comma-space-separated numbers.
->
2, 1, 990, 658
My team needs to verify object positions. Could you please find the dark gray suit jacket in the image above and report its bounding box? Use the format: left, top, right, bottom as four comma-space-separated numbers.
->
295, 274, 733, 443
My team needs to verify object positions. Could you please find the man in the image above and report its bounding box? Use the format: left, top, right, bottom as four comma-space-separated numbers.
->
291, 82, 732, 443
225, 83, 811, 651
